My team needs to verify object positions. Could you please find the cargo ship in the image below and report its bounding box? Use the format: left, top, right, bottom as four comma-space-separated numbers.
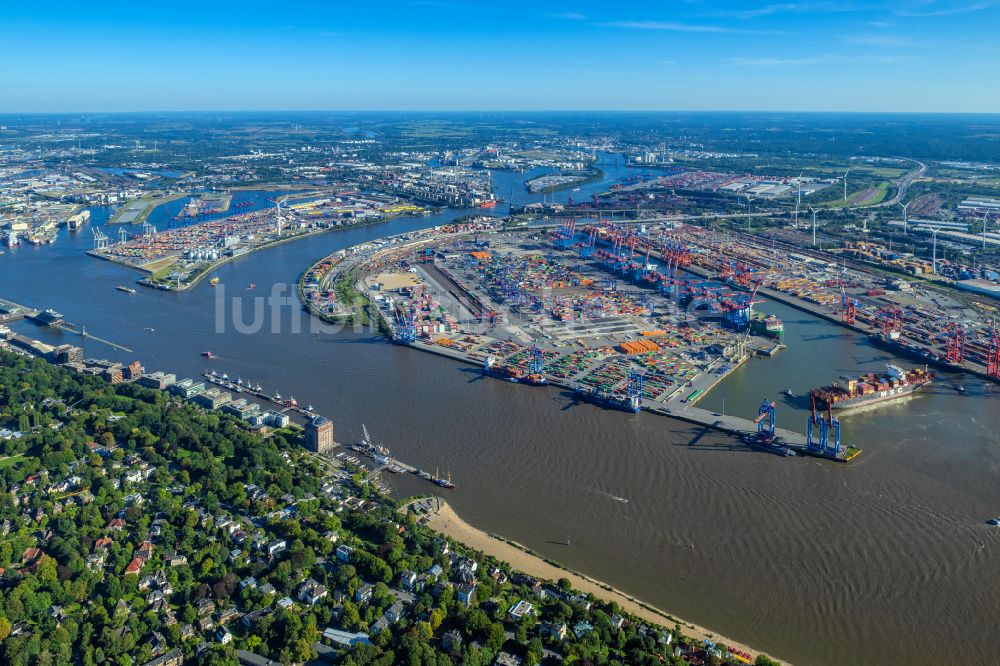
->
809, 364, 932, 411
66, 210, 90, 231
750, 313, 784, 339
868, 331, 958, 370
479, 199, 498, 209
574, 386, 642, 413
483, 357, 548, 386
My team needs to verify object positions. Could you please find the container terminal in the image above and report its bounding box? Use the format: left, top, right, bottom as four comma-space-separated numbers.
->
300, 211, 1000, 459
300, 221, 867, 462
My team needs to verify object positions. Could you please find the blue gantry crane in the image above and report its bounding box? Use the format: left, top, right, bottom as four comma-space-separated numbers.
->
754, 398, 776, 439
807, 398, 842, 456
625, 371, 644, 412
528, 347, 544, 375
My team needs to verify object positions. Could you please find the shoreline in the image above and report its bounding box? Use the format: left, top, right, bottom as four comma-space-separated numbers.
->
421, 498, 786, 665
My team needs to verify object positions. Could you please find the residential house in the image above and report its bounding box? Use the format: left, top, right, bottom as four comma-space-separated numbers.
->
398, 570, 417, 591
265, 539, 286, 557
355, 583, 373, 603
508, 600, 534, 622
297, 579, 328, 606
494, 652, 522, 666
196, 599, 216, 617
573, 621, 594, 638
385, 601, 405, 623
456, 583, 476, 608
541, 621, 568, 641
142, 648, 183, 666
442, 630, 463, 655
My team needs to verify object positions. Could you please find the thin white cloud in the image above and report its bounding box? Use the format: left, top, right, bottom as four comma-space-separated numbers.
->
723, 56, 826, 66
600, 20, 746, 33
842, 34, 911, 46
710, 3, 801, 19
547, 11, 587, 21
700, 1, 868, 19
723, 53, 912, 66
895, 1, 1000, 17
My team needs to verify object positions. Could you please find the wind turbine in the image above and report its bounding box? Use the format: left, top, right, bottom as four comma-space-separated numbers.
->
794, 171, 804, 229
927, 226, 943, 274
842, 169, 851, 203
809, 206, 819, 247
899, 201, 910, 234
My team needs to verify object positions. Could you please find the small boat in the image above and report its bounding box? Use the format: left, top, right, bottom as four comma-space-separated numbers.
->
988, 517, 1000, 526
247, 283, 255, 290
221, 373, 229, 380
954, 384, 966, 393
306, 405, 314, 412
202, 351, 213, 358
144, 327, 155, 332
781, 388, 794, 397
116, 285, 136, 294
209, 277, 220, 286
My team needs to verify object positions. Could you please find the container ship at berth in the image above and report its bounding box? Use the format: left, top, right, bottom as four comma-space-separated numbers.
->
809, 364, 932, 411
574, 386, 642, 413
750, 313, 784, 339
483, 357, 548, 386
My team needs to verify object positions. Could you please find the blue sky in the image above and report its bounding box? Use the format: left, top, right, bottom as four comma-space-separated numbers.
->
2, 0, 999, 112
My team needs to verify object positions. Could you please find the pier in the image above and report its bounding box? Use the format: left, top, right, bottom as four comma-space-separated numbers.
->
0, 298, 39, 324
403, 338, 856, 462
648, 404, 858, 462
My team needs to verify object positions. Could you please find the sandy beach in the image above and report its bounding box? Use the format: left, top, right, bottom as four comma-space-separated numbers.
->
416, 498, 784, 665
